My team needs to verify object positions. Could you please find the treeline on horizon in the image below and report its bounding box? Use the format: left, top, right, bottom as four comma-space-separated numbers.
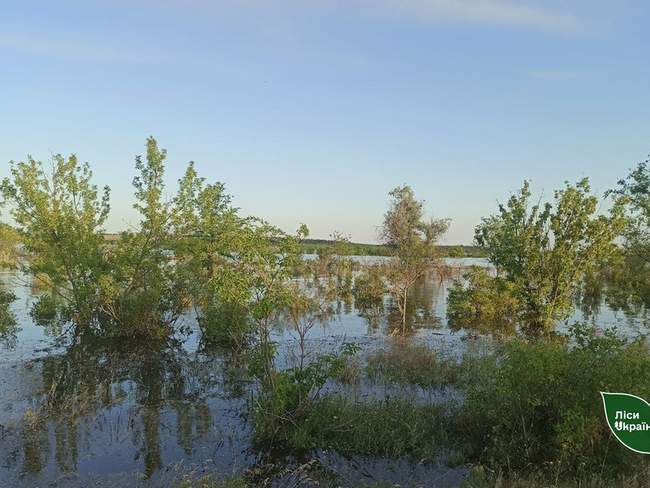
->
97, 233, 487, 258
300, 239, 487, 257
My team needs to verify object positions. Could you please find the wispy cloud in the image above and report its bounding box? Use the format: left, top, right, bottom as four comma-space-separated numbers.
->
0, 33, 173, 64
365, 0, 584, 33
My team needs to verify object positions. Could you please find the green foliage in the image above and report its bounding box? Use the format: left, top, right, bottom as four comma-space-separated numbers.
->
1, 153, 110, 326
381, 185, 449, 332
1, 138, 189, 339
460, 323, 650, 478
252, 343, 360, 444
353, 265, 386, 311
30, 294, 65, 327
0, 287, 17, 343
199, 301, 253, 347
98, 138, 188, 338
475, 179, 626, 335
609, 158, 650, 252
606, 159, 650, 320
447, 267, 519, 337
283, 395, 453, 462
366, 343, 461, 387
0, 222, 21, 268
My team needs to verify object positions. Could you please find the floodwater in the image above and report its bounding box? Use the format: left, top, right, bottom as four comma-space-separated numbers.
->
0, 258, 645, 487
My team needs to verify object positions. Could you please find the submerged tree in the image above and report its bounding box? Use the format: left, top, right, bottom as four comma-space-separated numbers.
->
380, 185, 449, 333
1, 138, 190, 340
1, 154, 111, 327
468, 178, 625, 336
98, 137, 189, 338
605, 158, 650, 318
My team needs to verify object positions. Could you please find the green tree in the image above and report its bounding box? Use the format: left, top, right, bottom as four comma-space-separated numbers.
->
474, 178, 626, 335
1, 154, 110, 327
380, 185, 449, 333
99, 137, 188, 338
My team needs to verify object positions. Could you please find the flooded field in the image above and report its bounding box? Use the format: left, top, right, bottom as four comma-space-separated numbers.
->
0, 258, 645, 487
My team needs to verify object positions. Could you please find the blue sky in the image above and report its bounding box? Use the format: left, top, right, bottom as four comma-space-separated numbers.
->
1, 1, 648, 244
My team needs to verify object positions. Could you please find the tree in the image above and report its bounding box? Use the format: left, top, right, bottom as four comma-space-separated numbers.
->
1, 154, 110, 327
605, 158, 650, 319
380, 185, 449, 333
98, 137, 189, 338
474, 178, 626, 336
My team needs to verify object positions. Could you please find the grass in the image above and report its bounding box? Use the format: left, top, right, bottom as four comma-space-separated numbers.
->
175, 477, 248, 488
365, 342, 462, 387
282, 395, 458, 462
460, 465, 650, 488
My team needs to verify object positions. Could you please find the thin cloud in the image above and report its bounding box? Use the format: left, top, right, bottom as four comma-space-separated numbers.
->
0, 33, 174, 65
124, 0, 586, 34
363, 0, 584, 33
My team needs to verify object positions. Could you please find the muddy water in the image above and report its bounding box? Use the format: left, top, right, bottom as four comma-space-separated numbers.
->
0, 259, 644, 487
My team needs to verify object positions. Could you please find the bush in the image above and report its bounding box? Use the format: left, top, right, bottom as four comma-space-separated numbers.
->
459, 324, 650, 478
0, 287, 17, 341
252, 344, 360, 444
447, 267, 519, 337
353, 266, 386, 310
30, 294, 65, 326
199, 301, 254, 348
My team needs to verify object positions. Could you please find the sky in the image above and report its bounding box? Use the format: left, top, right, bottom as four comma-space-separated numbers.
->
1, 0, 648, 244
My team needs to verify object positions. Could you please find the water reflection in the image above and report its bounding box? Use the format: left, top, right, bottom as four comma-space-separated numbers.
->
5, 338, 253, 484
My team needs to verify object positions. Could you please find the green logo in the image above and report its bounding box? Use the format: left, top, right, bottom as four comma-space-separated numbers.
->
601, 392, 650, 454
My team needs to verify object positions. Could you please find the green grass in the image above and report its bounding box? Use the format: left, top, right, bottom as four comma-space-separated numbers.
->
460, 465, 650, 488
366, 343, 462, 387
283, 395, 458, 462
175, 476, 248, 488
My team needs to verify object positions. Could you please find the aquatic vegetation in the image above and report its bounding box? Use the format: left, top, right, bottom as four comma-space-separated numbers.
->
352, 265, 386, 316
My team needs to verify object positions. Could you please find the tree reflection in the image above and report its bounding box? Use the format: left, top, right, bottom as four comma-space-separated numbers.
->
13, 337, 249, 479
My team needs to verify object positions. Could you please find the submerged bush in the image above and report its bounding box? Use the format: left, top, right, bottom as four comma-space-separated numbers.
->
447, 267, 519, 337
353, 266, 386, 311
251, 343, 360, 444
0, 287, 17, 342
199, 301, 253, 347
460, 324, 650, 478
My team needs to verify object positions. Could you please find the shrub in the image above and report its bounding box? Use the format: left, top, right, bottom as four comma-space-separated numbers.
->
199, 301, 253, 348
285, 395, 454, 462
251, 344, 360, 444
353, 266, 386, 310
459, 324, 650, 478
0, 287, 17, 342
447, 267, 519, 337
